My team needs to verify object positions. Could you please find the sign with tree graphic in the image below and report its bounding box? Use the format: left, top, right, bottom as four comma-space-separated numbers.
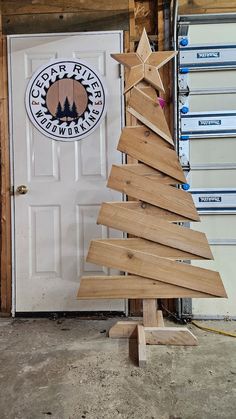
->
25, 59, 107, 141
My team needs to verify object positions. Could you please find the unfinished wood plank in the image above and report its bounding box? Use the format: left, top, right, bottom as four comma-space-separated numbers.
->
98, 238, 205, 260
157, 310, 165, 327
111, 52, 142, 68
146, 51, 177, 68
109, 201, 191, 222
109, 321, 141, 338
122, 164, 179, 185
98, 203, 212, 259
143, 299, 158, 327
3, 11, 130, 34
136, 28, 151, 61
144, 64, 164, 92
137, 325, 147, 367
122, 124, 173, 149
1, 1, 130, 15
178, 0, 236, 15
118, 127, 186, 183
0, 34, 11, 314
125, 65, 144, 92
127, 87, 174, 145
145, 327, 198, 346
86, 240, 227, 297
107, 165, 199, 221
77, 275, 220, 299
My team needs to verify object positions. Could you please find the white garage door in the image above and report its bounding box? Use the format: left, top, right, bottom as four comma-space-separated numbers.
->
178, 17, 236, 318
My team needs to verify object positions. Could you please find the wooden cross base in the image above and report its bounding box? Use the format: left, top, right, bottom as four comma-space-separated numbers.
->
109, 300, 198, 367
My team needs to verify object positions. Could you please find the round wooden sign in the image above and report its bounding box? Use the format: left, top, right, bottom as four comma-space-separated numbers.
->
25, 59, 107, 141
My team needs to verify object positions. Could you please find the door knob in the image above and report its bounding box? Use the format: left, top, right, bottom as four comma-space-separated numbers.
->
16, 185, 28, 195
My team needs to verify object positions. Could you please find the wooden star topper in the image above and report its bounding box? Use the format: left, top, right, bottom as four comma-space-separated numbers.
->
111, 28, 177, 93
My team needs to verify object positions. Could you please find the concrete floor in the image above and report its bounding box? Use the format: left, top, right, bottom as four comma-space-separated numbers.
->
0, 317, 235, 419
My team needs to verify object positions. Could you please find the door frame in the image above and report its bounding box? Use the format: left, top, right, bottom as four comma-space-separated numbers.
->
0, 34, 11, 315
7, 31, 124, 316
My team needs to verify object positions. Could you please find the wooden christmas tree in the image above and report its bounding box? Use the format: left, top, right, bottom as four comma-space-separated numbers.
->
77, 29, 227, 367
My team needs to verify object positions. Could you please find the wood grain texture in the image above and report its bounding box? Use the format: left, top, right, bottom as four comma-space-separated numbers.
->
178, 0, 236, 14
121, 123, 174, 149
97, 238, 205, 260
109, 321, 141, 338
0, 34, 11, 314
137, 324, 147, 367
145, 327, 198, 346
86, 240, 227, 297
1, 0, 130, 15
118, 126, 186, 182
127, 87, 173, 145
98, 203, 212, 259
157, 310, 165, 327
143, 299, 157, 326
3, 11, 129, 34
107, 165, 200, 221
77, 276, 218, 299
107, 201, 192, 222
121, 164, 179, 185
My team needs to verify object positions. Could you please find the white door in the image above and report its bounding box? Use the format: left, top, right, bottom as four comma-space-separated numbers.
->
9, 32, 125, 313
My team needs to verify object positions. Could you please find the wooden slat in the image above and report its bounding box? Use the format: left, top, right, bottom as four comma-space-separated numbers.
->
157, 310, 165, 327
109, 321, 141, 338
125, 65, 144, 92
144, 64, 164, 92
118, 126, 186, 182
143, 299, 157, 326
86, 241, 227, 297
111, 52, 141, 68
1, 1, 130, 15
122, 124, 173, 149
144, 327, 198, 346
136, 28, 151, 61
107, 165, 200, 221
146, 51, 177, 69
137, 325, 147, 367
178, 0, 236, 15
122, 164, 179, 185
77, 275, 223, 299
0, 34, 11, 314
2, 10, 129, 34
98, 238, 205, 260
108, 201, 191, 222
127, 87, 174, 145
98, 203, 211, 258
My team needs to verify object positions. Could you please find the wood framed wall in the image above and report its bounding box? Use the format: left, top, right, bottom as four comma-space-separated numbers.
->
0, 0, 173, 315
178, 0, 236, 15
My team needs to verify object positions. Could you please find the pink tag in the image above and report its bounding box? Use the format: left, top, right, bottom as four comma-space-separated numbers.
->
158, 97, 166, 109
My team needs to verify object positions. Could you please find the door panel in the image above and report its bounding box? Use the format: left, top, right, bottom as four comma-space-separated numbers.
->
191, 215, 236, 317
190, 170, 236, 188
190, 138, 236, 166
9, 32, 125, 312
188, 70, 236, 90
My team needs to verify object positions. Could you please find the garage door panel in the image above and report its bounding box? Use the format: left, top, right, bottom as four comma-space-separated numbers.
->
190, 214, 236, 241
188, 23, 236, 44
190, 138, 236, 166
190, 169, 236, 188
188, 71, 236, 90
192, 246, 235, 317
188, 93, 236, 112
